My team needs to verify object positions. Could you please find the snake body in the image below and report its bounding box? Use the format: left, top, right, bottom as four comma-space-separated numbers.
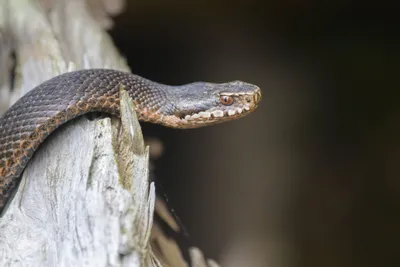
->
0, 69, 261, 213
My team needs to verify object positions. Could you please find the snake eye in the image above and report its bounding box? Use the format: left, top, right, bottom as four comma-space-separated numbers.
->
220, 95, 234, 106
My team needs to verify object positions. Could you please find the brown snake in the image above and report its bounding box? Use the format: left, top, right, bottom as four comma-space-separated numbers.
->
0, 69, 261, 214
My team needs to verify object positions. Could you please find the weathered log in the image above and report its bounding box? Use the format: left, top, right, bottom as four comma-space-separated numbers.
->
0, 88, 159, 266
0, 0, 158, 265
0, 0, 220, 266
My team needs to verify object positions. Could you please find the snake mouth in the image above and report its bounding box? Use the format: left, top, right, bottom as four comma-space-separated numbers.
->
182, 105, 251, 121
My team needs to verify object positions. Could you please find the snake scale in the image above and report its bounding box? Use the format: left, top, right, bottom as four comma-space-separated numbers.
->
0, 69, 261, 214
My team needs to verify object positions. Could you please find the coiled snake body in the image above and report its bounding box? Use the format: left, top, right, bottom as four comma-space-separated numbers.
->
0, 69, 261, 214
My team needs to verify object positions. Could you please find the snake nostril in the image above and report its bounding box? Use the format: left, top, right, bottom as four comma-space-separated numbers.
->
246, 96, 251, 103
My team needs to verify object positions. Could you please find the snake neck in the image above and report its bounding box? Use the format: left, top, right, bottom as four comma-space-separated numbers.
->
121, 76, 177, 125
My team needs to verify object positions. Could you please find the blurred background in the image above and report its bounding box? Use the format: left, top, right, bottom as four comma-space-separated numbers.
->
109, 1, 399, 266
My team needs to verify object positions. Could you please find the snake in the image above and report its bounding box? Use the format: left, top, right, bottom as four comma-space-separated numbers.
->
0, 68, 261, 214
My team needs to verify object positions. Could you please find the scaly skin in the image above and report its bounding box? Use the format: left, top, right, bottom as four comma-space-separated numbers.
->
0, 69, 261, 213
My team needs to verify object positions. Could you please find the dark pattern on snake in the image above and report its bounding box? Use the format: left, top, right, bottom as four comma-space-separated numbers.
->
0, 68, 261, 213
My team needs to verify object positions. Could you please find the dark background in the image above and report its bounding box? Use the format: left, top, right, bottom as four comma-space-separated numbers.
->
110, 1, 399, 266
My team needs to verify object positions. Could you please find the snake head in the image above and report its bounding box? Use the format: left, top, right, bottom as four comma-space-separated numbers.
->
160, 80, 262, 128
